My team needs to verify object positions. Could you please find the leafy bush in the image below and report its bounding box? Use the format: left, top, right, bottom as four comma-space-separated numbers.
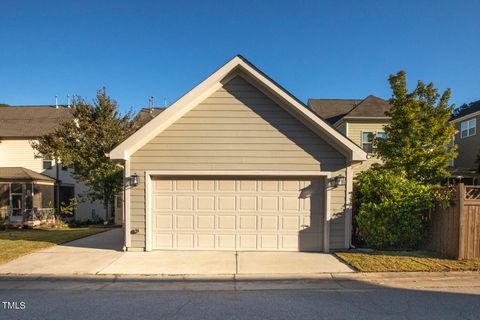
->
354, 167, 439, 249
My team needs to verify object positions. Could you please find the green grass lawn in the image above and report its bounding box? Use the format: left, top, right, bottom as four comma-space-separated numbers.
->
0, 227, 110, 265
336, 251, 480, 272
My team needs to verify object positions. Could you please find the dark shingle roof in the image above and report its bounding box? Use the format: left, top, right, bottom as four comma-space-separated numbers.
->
134, 108, 164, 128
0, 105, 73, 138
343, 95, 390, 118
308, 95, 390, 124
307, 99, 359, 124
452, 100, 480, 120
0, 167, 55, 182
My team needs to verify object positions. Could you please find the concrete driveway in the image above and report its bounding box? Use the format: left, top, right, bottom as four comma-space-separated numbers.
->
0, 229, 353, 276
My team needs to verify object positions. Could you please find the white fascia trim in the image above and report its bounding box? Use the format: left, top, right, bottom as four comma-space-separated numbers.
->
451, 112, 480, 124
110, 56, 367, 161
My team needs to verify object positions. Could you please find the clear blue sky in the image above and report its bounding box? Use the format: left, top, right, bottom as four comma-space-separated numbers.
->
1, 0, 479, 114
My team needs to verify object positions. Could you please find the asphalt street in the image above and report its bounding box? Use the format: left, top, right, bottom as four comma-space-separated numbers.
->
1, 276, 479, 320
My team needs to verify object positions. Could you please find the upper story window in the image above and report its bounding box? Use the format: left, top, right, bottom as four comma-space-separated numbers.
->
42, 157, 52, 170
461, 118, 476, 138
376, 131, 387, 140
362, 132, 374, 153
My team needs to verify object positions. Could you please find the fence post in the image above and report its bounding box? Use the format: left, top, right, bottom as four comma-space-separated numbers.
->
457, 183, 465, 259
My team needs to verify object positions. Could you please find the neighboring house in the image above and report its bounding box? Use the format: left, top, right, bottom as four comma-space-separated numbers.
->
308, 95, 391, 175
0, 105, 106, 222
110, 55, 367, 253
450, 100, 480, 170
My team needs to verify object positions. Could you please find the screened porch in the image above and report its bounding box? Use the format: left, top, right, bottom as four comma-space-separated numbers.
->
0, 167, 56, 227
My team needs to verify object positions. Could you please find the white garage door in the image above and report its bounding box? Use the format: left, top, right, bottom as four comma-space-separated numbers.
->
151, 178, 324, 251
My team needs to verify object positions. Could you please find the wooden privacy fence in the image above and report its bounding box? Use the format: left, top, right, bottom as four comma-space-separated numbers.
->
426, 183, 480, 260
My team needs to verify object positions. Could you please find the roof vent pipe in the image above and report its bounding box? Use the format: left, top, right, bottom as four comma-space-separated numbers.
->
55, 95, 58, 108
149, 96, 154, 113
164, 97, 167, 108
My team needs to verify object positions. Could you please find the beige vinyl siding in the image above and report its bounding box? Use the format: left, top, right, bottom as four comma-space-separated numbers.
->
345, 122, 388, 176
347, 122, 387, 146
0, 139, 43, 172
329, 167, 347, 249
128, 75, 348, 249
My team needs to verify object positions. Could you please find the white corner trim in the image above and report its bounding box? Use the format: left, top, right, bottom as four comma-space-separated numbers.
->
145, 172, 153, 252
124, 159, 131, 248
109, 55, 367, 161
323, 176, 331, 253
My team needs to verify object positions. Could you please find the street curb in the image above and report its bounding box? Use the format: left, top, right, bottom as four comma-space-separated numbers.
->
0, 271, 478, 282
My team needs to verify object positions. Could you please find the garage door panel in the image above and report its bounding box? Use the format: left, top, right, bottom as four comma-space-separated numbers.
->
151, 178, 323, 251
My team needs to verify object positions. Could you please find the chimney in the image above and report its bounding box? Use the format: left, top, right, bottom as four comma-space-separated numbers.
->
55, 95, 58, 108
67, 94, 71, 108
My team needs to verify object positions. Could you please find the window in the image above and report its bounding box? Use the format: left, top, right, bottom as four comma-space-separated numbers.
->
362, 131, 374, 153
461, 118, 476, 138
376, 131, 387, 140
42, 157, 52, 170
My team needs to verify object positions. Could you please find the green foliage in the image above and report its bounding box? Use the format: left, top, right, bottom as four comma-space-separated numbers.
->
31, 89, 136, 218
354, 167, 438, 249
376, 71, 456, 184
355, 71, 456, 249
60, 198, 78, 216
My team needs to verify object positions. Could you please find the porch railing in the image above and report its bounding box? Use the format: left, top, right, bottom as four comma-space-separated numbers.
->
1, 208, 56, 222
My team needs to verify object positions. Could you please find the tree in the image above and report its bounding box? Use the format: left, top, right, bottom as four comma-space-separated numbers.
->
354, 71, 455, 249
376, 71, 456, 184
32, 89, 136, 220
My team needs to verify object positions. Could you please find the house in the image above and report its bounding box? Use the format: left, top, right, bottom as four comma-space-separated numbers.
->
450, 100, 480, 170
308, 95, 391, 175
0, 105, 106, 223
110, 55, 367, 252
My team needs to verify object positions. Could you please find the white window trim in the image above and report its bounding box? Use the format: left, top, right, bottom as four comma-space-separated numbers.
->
460, 118, 476, 139
360, 130, 386, 154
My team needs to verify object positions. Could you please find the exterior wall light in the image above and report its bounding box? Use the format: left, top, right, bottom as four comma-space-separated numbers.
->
329, 175, 346, 188
334, 175, 346, 187
124, 173, 139, 187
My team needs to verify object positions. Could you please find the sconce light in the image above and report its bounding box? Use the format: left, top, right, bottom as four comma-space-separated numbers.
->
329, 175, 346, 188
124, 173, 139, 187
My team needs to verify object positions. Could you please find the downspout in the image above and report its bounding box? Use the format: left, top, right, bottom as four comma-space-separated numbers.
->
55, 160, 60, 215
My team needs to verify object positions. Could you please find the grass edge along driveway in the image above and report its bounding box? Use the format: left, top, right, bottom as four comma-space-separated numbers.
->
336, 251, 480, 272
0, 227, 111, 265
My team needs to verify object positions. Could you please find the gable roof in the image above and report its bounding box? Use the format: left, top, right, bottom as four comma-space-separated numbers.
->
109, 55, 367, 162
0, 105, 73, 138
0, 167, 55, 183
342, 95, 390, 119
308, 95, 390, 125
307, 99, 359, 124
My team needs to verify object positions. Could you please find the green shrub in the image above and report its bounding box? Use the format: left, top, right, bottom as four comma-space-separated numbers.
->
354, 167, 438, 249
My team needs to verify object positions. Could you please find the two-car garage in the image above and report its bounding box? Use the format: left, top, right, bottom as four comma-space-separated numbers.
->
110, 56, 367, 253
150, 177, 325, 251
